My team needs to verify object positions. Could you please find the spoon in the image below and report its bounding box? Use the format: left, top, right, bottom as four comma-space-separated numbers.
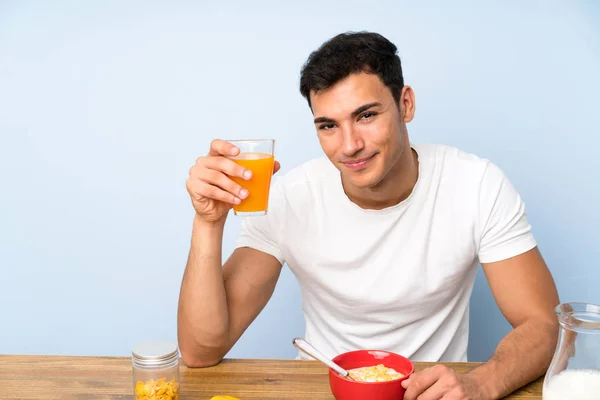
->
292, 337, 355, 381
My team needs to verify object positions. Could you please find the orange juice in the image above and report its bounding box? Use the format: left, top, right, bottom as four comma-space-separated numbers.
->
230, 152, 275, 214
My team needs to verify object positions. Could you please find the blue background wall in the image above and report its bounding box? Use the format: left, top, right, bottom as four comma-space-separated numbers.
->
1, 0, 599, 361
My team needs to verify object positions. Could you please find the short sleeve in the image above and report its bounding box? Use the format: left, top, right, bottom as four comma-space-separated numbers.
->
477, 162, 537, 264
234, 178, 286, 265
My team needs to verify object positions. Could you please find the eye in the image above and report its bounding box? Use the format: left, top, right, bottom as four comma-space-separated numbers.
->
319, 123, 336, 131
360, 112, 377, 121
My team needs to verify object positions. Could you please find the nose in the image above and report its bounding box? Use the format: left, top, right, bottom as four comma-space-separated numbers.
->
341, 125, 365, 157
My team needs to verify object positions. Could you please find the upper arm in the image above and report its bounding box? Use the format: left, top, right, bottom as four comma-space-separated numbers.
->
222, 178, 287, 349
476, 161, 559, 327
222, 246, 283, 349
481, 247, 559, 328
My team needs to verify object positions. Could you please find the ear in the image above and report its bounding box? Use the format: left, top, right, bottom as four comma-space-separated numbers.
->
399, 86, 415, 123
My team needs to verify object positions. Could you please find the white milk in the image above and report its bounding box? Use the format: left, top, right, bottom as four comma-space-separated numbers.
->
543, 369, 600, 400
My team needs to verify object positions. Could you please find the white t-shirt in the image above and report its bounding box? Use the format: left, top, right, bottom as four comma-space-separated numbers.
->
235, 143, 537, 362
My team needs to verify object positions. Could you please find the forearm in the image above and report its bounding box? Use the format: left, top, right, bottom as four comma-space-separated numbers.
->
177, 215, 230, 366
467, 317, 558, 399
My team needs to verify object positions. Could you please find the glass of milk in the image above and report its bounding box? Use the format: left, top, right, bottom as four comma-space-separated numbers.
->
542, 302, 600, 400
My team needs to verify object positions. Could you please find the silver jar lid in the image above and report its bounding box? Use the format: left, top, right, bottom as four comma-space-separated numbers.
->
132, 340, 179, 367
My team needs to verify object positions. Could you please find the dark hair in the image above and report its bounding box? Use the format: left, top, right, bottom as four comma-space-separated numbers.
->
299, 31, 404, 108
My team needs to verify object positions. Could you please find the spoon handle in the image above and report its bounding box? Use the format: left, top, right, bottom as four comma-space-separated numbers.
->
292, 338, 350, 378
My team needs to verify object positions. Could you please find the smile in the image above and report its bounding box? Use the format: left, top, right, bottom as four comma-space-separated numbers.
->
341, 153, 378, 171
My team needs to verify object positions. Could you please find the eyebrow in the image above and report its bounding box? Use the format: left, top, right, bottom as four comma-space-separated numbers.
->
313, 102, 383, 125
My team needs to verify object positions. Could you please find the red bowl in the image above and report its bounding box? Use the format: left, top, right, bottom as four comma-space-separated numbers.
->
328, 350, 414, 400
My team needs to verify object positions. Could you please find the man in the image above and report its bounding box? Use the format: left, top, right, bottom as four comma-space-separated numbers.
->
178, 31, 560, 399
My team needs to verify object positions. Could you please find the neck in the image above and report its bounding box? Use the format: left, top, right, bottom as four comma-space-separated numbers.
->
342, 144, 419, 210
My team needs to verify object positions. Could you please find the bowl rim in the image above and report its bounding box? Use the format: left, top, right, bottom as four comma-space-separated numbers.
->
329, 349, 415, 385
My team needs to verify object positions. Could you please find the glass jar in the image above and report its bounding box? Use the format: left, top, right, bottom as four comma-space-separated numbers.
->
542, 302, 600, 400
132, 340, 181, 400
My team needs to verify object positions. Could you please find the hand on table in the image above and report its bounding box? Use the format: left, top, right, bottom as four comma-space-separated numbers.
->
402, 364, 484, 400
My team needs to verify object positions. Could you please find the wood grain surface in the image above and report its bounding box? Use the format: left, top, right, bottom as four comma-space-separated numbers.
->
0, 355, 543, 399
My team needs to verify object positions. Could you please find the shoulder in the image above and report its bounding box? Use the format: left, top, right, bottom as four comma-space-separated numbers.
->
252, 156, 336, 234
414, 142, 505, 188
271, 156, 337, 196
415, 142, 491, 171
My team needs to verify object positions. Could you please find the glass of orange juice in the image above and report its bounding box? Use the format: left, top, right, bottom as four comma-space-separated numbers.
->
226, 139, 275, 217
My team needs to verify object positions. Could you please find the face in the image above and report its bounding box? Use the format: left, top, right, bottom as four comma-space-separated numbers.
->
310, 72, 415, 190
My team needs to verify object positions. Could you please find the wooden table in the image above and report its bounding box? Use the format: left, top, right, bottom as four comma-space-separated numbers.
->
0, 355, 543, 399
